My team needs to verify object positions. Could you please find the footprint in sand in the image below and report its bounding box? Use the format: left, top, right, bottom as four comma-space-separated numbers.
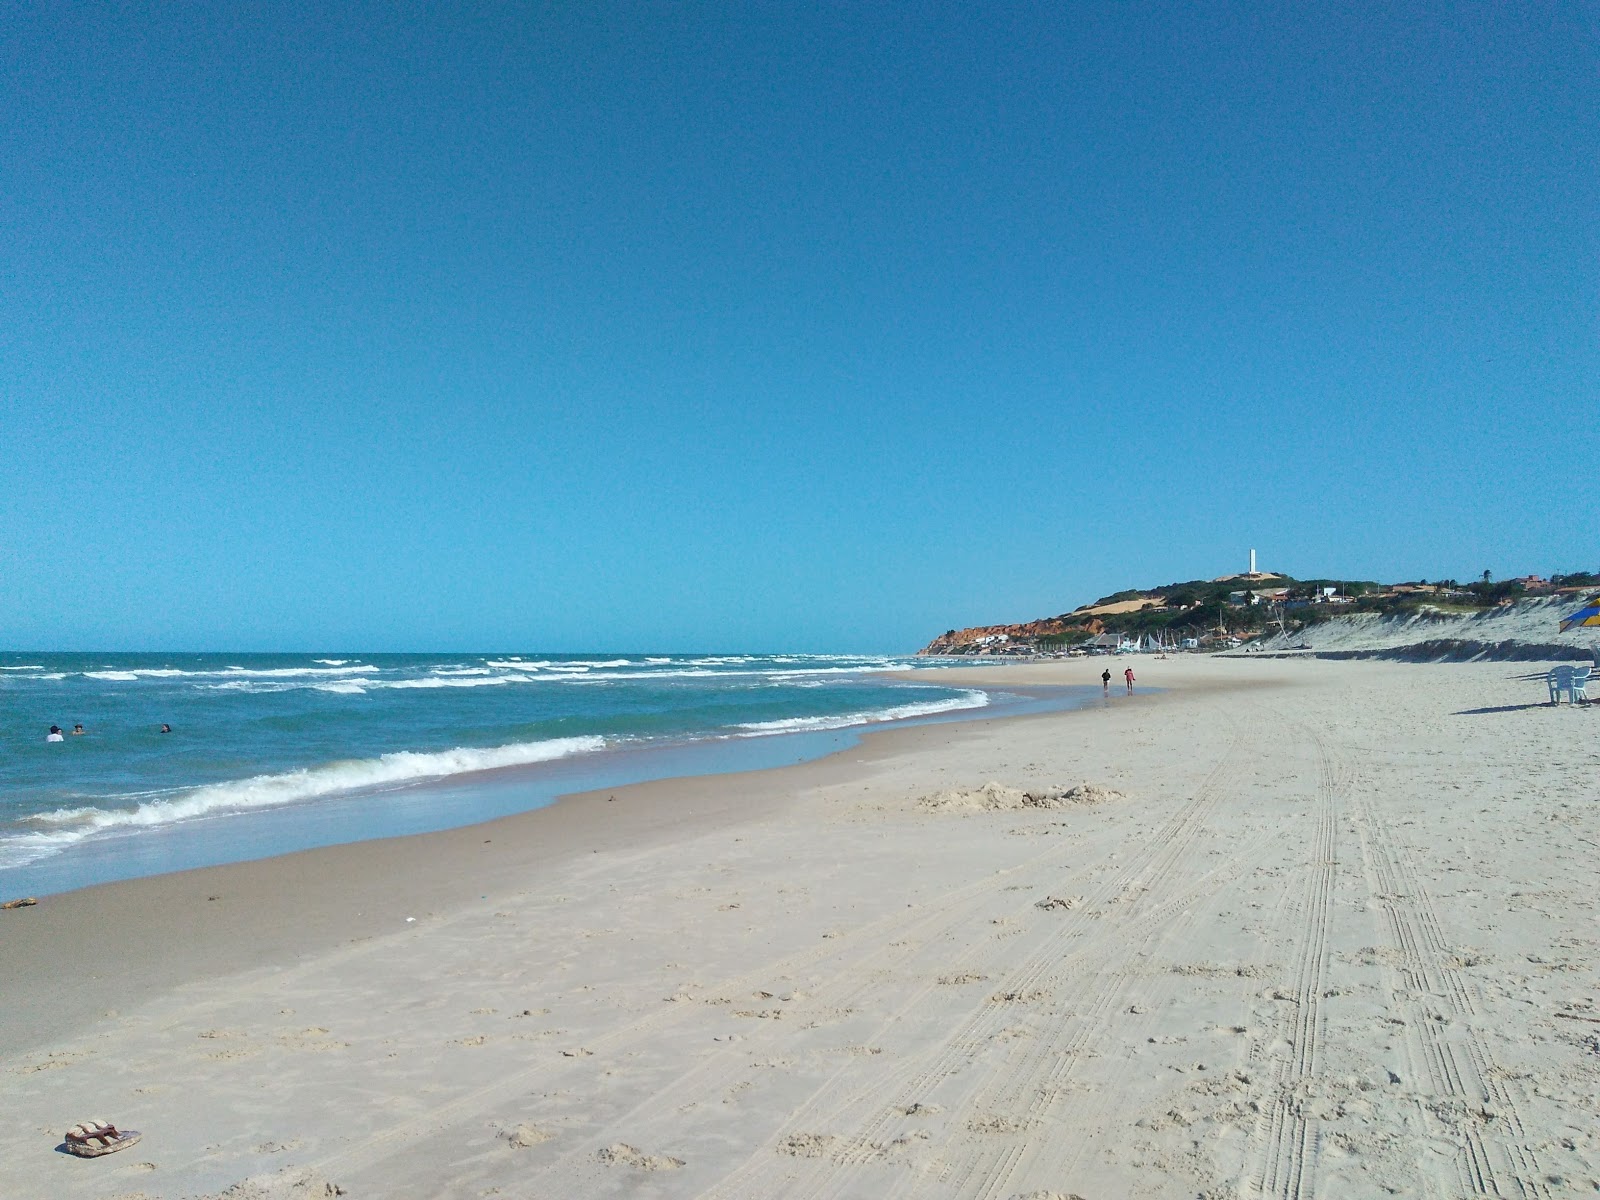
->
596, 1143, 684, 1170
205, 1047, 262, 1061
501, 1123, 553, 1148
969, 1114, 1030, 1135
991, 988, 1049, 1004
778, 1133, 836, 1158
15, 1052, 83, 1073
278, 1028, 349, 1052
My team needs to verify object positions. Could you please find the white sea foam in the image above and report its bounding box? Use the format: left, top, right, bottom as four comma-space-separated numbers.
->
0, 736, 607, 869
732, 690, 989, 735
203, 671, 537, 694
313, 659, 351, 665
87, 665, 378, 682
532, 667, 703, 682
219, 665, 378, 678
377, 675, 514, 689
1, 665, 45, 670
534, 665, 904, 683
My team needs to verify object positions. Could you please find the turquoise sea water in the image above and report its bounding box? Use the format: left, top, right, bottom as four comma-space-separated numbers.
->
0, 652, 1082, 895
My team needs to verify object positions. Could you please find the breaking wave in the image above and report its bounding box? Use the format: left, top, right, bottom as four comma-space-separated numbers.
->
0, 735, 606, 869
733, 689, 989, 735
86, 665, 377, 682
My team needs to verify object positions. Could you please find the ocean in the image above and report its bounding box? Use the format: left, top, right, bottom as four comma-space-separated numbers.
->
0, 652, 1082, 896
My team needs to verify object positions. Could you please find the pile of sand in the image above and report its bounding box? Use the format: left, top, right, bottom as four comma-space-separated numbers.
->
917, 781, 1123, 812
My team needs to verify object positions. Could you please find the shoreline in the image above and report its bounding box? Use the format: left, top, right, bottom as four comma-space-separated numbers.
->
0, 677, 1081, 899
0, 667, 1136, 1057
6, 656, 1593, 1199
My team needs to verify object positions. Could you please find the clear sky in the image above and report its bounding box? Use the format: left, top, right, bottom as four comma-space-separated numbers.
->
3, 3, 1596, 652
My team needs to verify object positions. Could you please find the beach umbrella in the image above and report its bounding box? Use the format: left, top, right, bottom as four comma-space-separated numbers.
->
1559, 603, 1600, 633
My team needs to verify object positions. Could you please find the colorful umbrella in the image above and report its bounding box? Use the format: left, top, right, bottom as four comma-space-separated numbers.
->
1559, 603, 1600, 633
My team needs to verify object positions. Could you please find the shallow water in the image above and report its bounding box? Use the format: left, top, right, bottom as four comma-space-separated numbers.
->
0, 651, 1084, 894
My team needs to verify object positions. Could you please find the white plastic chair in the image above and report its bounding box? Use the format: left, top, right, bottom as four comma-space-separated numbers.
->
1571, 666, 1591, 704
1549, 665, 1573, 703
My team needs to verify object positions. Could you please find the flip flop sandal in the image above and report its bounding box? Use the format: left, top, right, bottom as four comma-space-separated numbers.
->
64, 1120, 141, 1157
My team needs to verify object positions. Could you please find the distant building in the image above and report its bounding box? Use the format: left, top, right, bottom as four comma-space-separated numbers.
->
1228, 588, 1288, 607
1083, 631, 1143, 652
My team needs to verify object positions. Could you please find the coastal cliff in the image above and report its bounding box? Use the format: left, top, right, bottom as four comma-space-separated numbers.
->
919, 615, 1101, 656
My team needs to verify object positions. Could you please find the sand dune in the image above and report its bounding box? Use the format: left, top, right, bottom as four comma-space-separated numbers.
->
1250, 595, 1597, 660
2, 657, 1597, 1198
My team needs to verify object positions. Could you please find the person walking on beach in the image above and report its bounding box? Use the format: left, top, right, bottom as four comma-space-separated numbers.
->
1101, 668, 1111, 695
1124, 667, 1135, 693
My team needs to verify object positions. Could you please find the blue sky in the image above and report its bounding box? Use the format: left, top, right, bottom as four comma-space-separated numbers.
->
3, 3, 1595, 652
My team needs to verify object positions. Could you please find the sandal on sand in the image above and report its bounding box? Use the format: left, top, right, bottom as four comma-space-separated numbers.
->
64, 1120, 141, 1157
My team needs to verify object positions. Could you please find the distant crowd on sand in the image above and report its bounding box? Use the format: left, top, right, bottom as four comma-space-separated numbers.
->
44, 723, 170, 742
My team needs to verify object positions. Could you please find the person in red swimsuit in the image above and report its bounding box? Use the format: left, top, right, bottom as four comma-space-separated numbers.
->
1124, 667, 1135, 693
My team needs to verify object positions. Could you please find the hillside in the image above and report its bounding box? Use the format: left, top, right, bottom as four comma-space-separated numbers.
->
917, 570, 1599, 657
1241, 596, 1596, 662
920, 614, 1107, 656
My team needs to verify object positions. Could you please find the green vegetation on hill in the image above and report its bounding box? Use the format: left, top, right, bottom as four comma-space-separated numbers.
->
1086, 576, 1534, 640
922, 566, 1600, 655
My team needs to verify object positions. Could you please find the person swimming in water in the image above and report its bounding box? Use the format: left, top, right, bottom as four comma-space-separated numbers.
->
159, 723, 172, 734
72, 723, 85, 735
46, 725, 65, 742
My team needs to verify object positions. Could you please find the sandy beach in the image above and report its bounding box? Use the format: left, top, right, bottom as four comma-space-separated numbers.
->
3, 656, 1597, 1198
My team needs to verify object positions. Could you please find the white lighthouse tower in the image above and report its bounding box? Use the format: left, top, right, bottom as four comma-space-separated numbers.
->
1249, 548, 1257, 576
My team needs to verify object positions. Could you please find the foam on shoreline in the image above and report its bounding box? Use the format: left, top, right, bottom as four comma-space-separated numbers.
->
2, 735, 608, 869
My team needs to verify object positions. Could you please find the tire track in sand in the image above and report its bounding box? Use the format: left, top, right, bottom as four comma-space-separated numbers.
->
1348, 760, 1549, 1199
700, 709, 1259, 1200
514, 833, 1095, 1196
295, 827, 1088, 1187
1238, 721, 1342, 1200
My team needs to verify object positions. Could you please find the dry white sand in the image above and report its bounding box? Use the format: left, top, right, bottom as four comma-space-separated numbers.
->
2, 657, 1598, 1198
